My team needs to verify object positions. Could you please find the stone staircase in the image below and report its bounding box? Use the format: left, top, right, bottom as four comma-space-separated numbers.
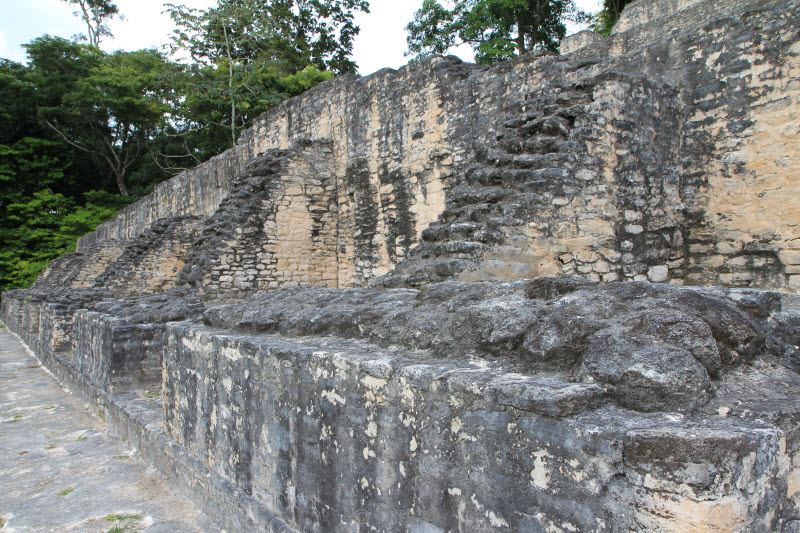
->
380, 81, 596, 287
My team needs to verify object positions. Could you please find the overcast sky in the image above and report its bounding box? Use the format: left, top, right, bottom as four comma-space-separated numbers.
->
1, 0, 602, 75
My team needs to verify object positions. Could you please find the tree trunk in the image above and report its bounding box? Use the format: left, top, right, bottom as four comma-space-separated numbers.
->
516, 15, 526, 55
76, 0, 99, 46
114, 169, 129, 196
222, 24, 237, 148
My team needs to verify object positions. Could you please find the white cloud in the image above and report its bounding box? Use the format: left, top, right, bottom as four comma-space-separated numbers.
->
352, 2, 444, 74
355, 0, 601, 74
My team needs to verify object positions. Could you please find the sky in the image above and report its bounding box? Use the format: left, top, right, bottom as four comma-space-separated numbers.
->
0, 0, 602, 75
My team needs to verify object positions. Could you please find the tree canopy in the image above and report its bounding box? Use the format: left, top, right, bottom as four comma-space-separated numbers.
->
167, 0, 369, 75
406, 0, 588, 64
165, 0, 355, 153
0, 0, 368, 293
62, 0, 120, 47
593, 0, 632, 35
40, 46, 175, 196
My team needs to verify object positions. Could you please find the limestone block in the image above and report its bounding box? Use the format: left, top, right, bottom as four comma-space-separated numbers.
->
647, 265, 669, 282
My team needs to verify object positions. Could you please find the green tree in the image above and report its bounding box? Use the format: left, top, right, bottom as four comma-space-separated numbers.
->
164, 0, 350, 152
174, 63, 333, 155
63, 0, 120, 47
0, 44, 101, 203
0, 38, 142, 291
40, 48, 174, 196
19, 37, 108, 196
0, 190, 120, 290
407, 0, 588, 64
0, 2, 358, 291
168, 0, 369, 75
593, 0, 632, 35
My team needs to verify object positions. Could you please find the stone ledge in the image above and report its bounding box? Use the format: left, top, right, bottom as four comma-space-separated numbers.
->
159, 320, 797, 531
3, 328, 293, 533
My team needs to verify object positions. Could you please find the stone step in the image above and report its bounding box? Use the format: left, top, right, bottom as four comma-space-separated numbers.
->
554, 90, 594, 106
519, 115, 573, 137
507, 89, 593, 114
782, 293, 800, 311
484, 150, 577, 169
441, 202, 497, 223
375, 257, 476, 287
419, 240, 486, 258
421, 221, 504, 244
524, 137, 583, 155
498, 134, 581, 156
466, 166, 572, 186
446, 184, 512, 208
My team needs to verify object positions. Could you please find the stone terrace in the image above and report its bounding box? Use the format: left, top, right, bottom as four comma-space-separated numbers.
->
2, 0, 800, 531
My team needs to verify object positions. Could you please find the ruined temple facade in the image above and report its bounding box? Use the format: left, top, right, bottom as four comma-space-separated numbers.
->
3, 0, 800, 531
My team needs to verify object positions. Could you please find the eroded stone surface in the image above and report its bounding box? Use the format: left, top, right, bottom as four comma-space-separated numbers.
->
202, 280, 794, 414
2, 0, 800, 530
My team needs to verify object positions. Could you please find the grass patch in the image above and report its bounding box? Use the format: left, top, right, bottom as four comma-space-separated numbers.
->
107, 528, 123, 533
76, 434, 88, 442
8, 414, 22, 423
113, 455, 131, 461
142, 389, 160, 400
56, 487, 75, 497
0, 516, 6, 528
105, 513, 142, 522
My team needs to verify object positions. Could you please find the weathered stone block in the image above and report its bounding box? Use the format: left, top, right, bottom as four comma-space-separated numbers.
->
647, 264, 669, 282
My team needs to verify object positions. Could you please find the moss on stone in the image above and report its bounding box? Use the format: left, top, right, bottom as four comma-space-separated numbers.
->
105, 513, 142, 522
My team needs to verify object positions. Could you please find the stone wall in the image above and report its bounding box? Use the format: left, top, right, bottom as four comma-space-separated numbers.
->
75, 147, 253, 251
60, 0, 797, 295
76, 59, 467, 290
3, 0, 800, 531
178, 142, 342, 299
678, 7, 800, 289
157, 280, 800, 532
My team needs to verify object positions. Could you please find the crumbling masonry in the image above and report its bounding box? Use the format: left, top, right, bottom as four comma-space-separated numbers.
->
3, 0, 800, 530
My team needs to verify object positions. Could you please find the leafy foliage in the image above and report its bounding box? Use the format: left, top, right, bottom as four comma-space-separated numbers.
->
62, 0, 120, 47
407, 0, 588, 64
167, 0, 369, 75
165, 0, 359, 153
0, 191, 123, 290
0, 1, 362, 293
41, 48, 175, 196
593, 0, 632, 35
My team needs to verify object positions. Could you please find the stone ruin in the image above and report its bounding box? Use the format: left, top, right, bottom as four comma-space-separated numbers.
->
3, 0, 800, 530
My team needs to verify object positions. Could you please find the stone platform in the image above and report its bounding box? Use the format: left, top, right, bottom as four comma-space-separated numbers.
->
3, 0, 800, 530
